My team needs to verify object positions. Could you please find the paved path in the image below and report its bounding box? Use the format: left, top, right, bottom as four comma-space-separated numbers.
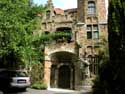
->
0, 88, 92, 94
27, 88, 83, 94
48, 88, 81, 94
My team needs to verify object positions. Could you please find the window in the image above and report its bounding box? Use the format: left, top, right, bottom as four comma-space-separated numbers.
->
86, 25, 92, 39
86, 25, 92, 31
93, 25, 99, 39
94, 45, 100, 49
86, 24, 99, 39
93, 31, 99, 39
93, 25, 98, 31
45, 31, 49, 34
87, 32, 92, 39
46, 10, 50, 19
88, 1, 96, 14
87, 25, 92, 39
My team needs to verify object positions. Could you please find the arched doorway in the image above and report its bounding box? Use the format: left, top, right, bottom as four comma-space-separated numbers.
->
49, 51, 76, 89
58, 65, 71, 89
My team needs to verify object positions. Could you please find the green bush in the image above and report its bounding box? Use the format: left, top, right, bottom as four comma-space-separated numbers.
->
31, 81, 47, 90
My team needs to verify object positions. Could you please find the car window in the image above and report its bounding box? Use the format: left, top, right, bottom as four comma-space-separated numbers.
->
10, 71, 28, 77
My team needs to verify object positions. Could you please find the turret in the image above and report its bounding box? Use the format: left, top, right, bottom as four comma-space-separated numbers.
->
77, 0, 86, 22
45, 0, 54, 20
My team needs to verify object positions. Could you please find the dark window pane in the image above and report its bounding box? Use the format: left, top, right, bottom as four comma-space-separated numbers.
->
87, 32, 92, 39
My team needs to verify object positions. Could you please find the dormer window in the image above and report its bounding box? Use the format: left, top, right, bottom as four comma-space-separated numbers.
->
88, 1, 96, 15
46, 10, 50, 19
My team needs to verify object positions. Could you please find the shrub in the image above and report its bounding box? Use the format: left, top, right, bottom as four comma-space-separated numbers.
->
31, 81, 47, 90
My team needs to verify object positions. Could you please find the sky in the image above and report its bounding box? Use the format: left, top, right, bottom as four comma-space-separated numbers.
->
33, 0, 77, 9
33, 0, 108, 10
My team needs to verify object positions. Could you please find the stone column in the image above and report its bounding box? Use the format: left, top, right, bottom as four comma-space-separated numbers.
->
74, 62, 81, 90
70, 68, 73, 89
44, 60, 52, 88
55, 68, 58, 88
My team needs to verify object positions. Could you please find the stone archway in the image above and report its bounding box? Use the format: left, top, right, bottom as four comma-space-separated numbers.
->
58, 65, 71, 89
48, 51, 76, 89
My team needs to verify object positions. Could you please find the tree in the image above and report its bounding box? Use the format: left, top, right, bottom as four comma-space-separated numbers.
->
108, 0, 125, 62
92, 0, 125, 94
107, 0, 125, 93
0, 0, 46, 68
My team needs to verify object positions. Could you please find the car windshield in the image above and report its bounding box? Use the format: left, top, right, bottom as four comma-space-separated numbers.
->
10, 71, 28, 77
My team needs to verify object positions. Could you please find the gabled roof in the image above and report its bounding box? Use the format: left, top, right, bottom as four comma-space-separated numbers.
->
54, 8, 64, 15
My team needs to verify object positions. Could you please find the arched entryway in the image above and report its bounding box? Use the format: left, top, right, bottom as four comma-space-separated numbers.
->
49, 51, 76, 89
58, 65, 71, 89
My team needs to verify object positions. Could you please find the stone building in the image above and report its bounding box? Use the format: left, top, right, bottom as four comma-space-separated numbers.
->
41, 0, 108, 90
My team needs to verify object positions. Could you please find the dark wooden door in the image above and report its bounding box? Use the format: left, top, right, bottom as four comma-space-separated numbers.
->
58, 65, 71, 89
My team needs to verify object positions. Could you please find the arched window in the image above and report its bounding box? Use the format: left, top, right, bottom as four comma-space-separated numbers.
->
88, 1, 96, 15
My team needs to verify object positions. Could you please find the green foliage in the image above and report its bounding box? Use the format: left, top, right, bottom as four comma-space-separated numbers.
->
98, 36, 109, 65
29, 4, 46, 18
92, 61, 111, 94
93, 0, 125, 94
39, 32, 71, 42
52, 32, 71, 39
31, 81, 47, 90
0, 0, 46, 68
108, 0, 125, 61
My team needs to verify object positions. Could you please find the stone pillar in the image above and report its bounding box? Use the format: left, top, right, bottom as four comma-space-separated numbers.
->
55, 68, 58, 88
74, 62, 81, 90
70, 68, 73, 89
44, 60, 52, 88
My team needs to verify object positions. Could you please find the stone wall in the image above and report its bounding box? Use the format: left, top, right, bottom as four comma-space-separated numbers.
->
42, 0, 108, 89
